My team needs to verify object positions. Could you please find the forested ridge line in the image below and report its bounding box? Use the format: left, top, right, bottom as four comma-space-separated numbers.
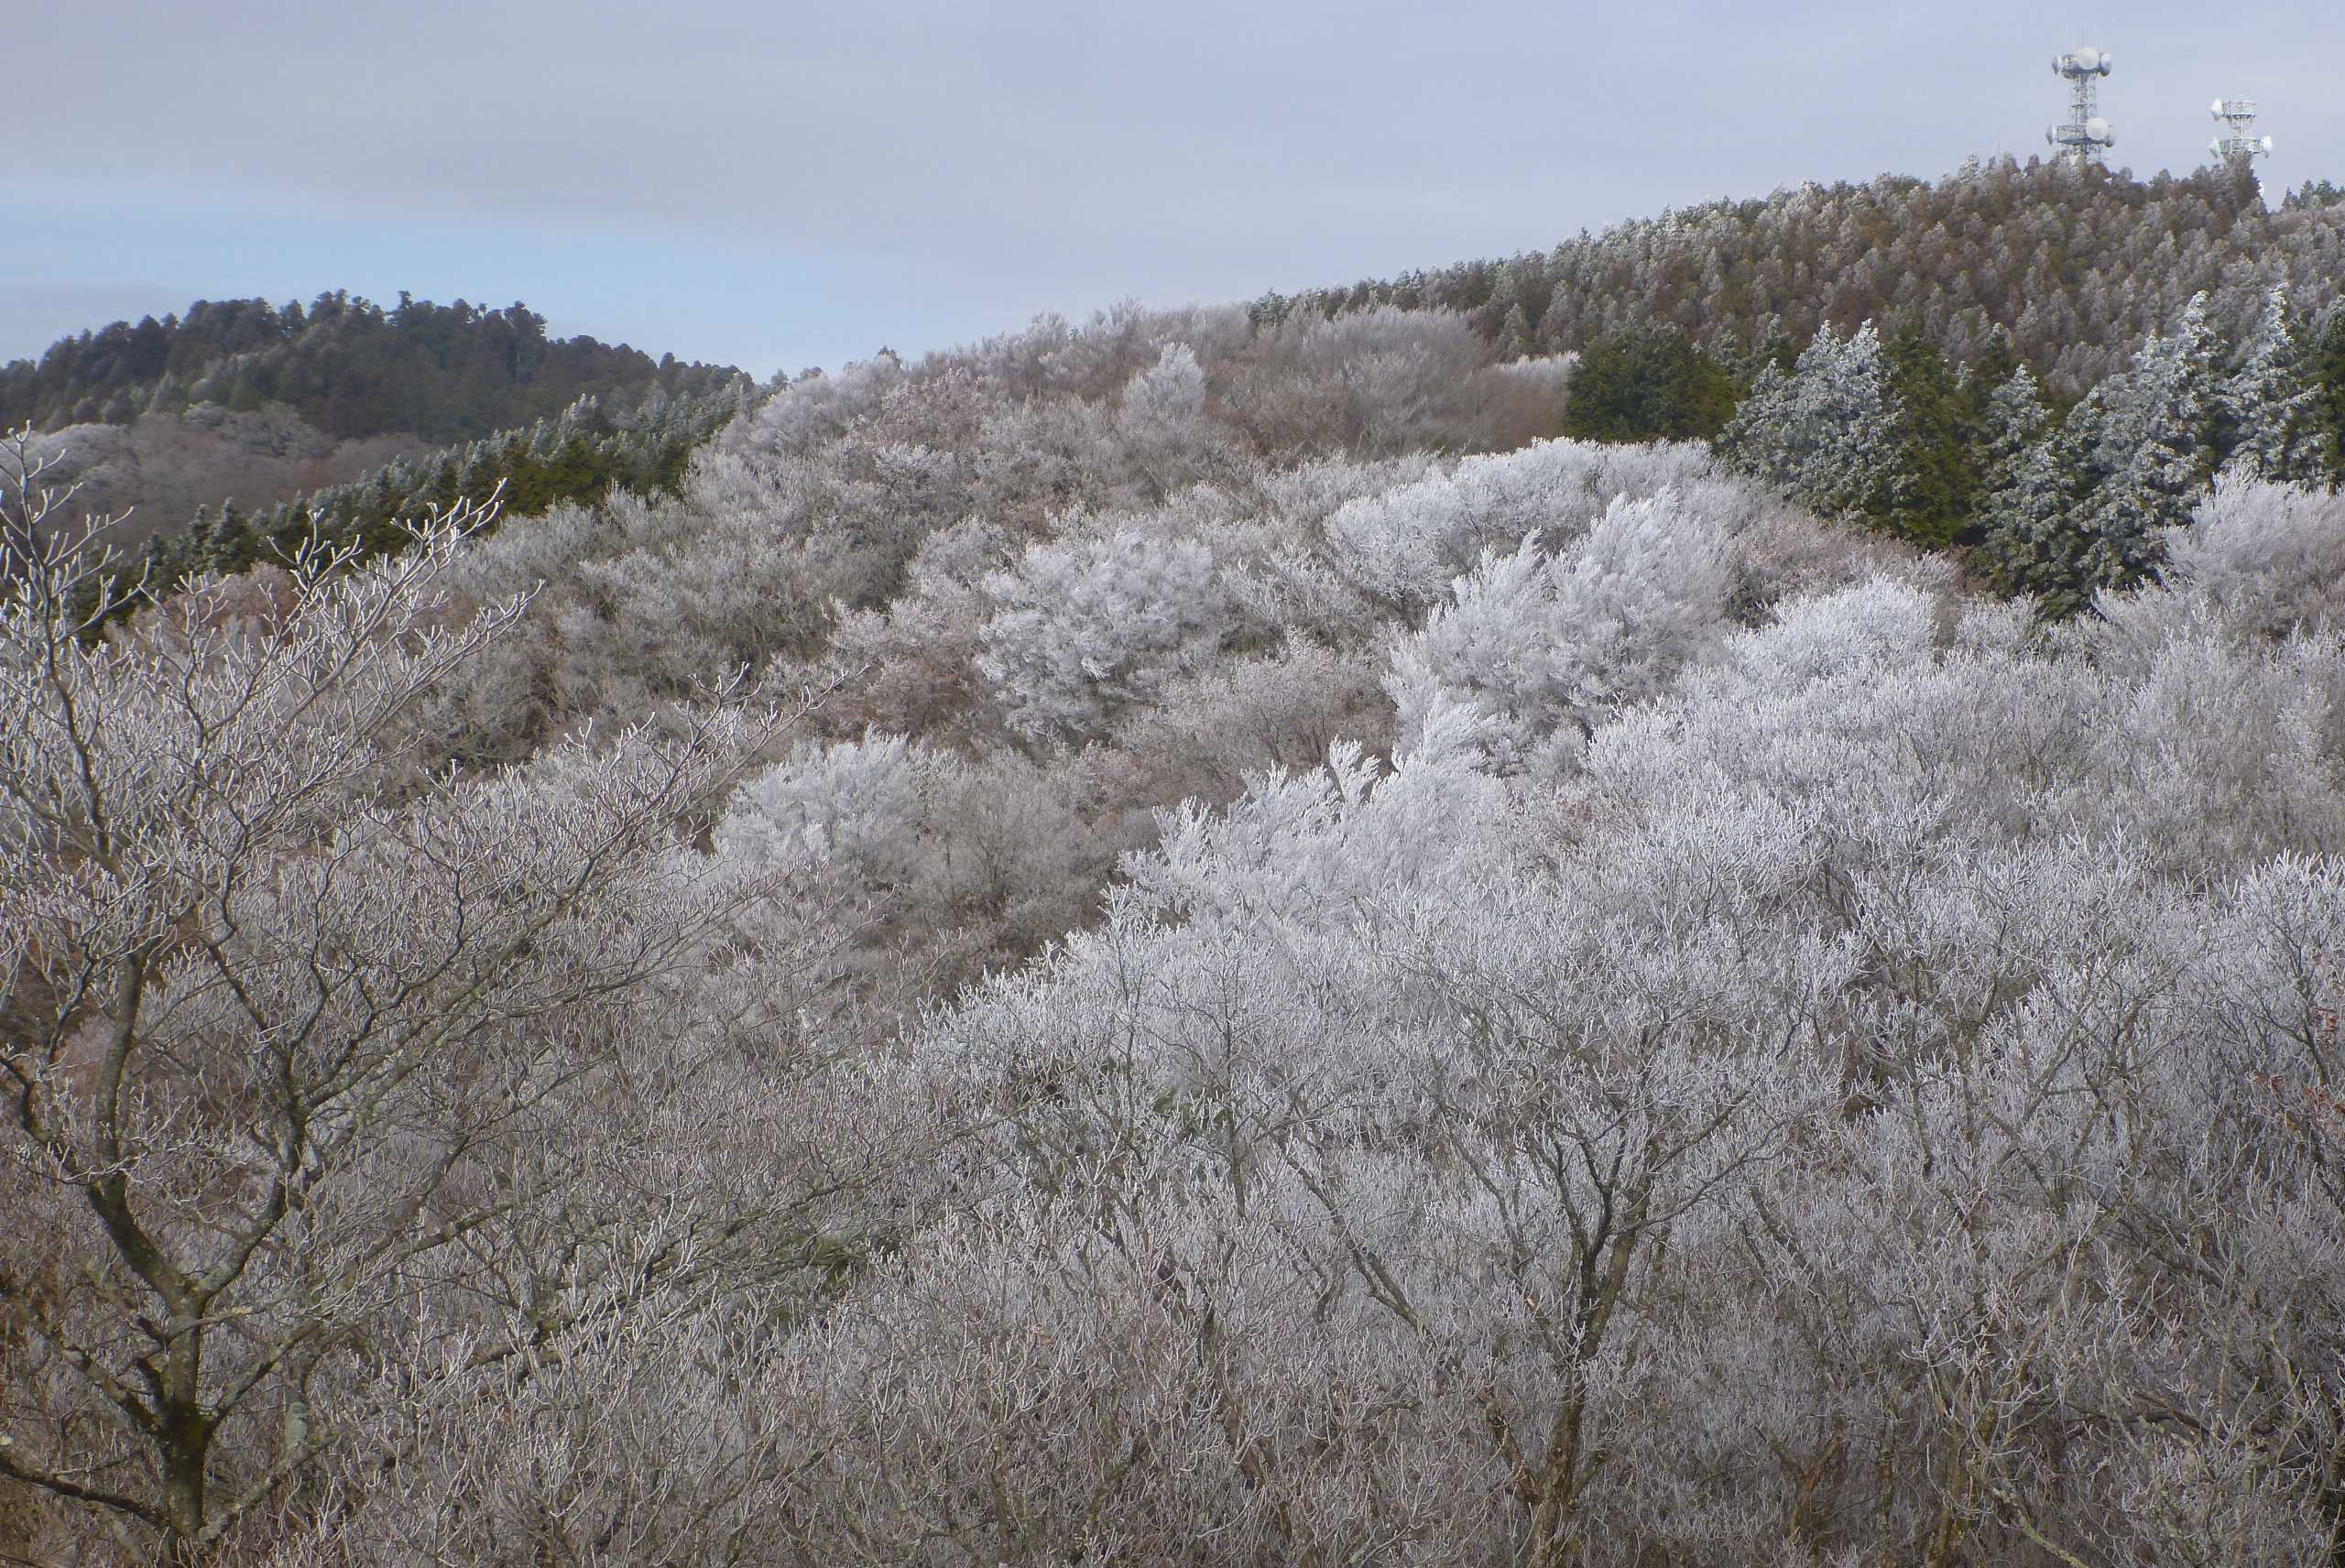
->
1, 290, 739, 442
1266, 156, 2345, 392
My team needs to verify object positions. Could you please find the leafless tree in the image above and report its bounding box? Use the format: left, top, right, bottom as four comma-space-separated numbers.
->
0, 464, 875, 1563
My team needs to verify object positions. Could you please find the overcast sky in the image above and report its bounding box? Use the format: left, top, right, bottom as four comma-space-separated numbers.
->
6, 0, 2340, 378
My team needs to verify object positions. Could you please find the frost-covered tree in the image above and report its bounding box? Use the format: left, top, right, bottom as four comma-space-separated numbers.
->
1978, 401, 2092, 609
2221, 286, 2328, 483
977, 521, 1236, 744
1227, 305, 1494, 458
1974, 363, 2049, 507
1981, 297, 2228, 612
1498, 301, 1534, 361
1115, 342, 1222, 498
2154, 469, 2345, 637
1384, 486, 1732, 773
2081, 291, 2223, 590
1717, 321, 1911, 524
0, 496, 921, 1563
1323, 437, 1716, 608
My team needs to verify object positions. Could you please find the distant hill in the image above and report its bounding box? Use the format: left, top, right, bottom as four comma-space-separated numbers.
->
2, 292, 739, 441
1267, 158, 2345, 393
6, 292, 744, 538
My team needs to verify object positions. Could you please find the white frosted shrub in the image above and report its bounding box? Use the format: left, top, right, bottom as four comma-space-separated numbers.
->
2160, 470, 2345, 637
1720, 573, 1943, 690
1108, 636, 1395, 806
1385, 486, 1731, 772
1115, 342, 1230, 501
965, 395, 1120, 534
716, 351, 906, 460
1228, 305, 1493, 458
978, 523, 1236, 744
1127, 713, 1510, 928
1117, 343, 1211, 443
716, 732, 926, 884
1257, 450, 1442, 531
2101, 627, 2345, 871
1324, 436, 1713, 607
713, 732, 1107, 988
822, 517, 1007, 740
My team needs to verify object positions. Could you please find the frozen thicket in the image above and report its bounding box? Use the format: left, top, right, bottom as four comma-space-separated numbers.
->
978, 523, 1237, 744
10, 285, 2345, 1568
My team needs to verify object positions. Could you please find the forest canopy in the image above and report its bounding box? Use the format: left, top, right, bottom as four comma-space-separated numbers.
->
0, 291, 739, 441
6, 154, 2345, 1568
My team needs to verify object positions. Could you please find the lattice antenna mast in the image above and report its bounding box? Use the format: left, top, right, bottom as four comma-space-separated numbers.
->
2209, 98, 2273, 167
2047, 47, 2115, 165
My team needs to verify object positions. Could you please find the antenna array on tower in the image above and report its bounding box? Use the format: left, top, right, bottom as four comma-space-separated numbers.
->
2047, 48, 2116, 165
2209, 99, 2273, 167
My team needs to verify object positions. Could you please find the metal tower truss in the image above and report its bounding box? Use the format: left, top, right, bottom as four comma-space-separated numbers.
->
2047, 47, 2115, 165
2210, 98, 2273, 167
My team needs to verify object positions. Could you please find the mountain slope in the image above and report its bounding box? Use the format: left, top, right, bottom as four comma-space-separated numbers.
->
1270, 158, 2345, 392
8, 291, 745, 540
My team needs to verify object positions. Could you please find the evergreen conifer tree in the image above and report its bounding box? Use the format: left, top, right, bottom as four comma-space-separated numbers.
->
1562, 325, 1738, 441
1880, 330, 1977, 547
1499, 303, 1533, 361
2081, 293, 2221, 590
2221, 287, 2327, 482
1967, 325, 2022, 412
201, 499, 261, 574
1717, 321, 1910, 527
1976, 364, 2050, 509
2307, 304, 2345, 478
1979, 420, 2089, 611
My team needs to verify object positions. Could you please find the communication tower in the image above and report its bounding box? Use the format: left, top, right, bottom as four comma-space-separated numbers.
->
2046, 47, 2116, 165
2209, 99, 2273, 167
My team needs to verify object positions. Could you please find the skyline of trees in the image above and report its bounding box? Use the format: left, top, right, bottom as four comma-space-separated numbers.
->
1269, 157, 2345, 393
0, 292, 738, 441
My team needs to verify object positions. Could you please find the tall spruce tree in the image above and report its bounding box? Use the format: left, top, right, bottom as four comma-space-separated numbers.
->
2081, 292, 2221, 591
2222, 287, 2327, 483
1880, 330, 1979, 548
1717, 321, 1910, 527
1980, 434, 2091, 609
2308, 303, 2345, 477
1976, 364, 2051, 510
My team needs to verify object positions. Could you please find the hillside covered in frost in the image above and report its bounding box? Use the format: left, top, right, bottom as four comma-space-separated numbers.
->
6, 179, 2345, 1568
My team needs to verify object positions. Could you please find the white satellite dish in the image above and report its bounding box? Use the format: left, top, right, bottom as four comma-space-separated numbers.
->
2263, 135, 2274, 151
2048, 42, 2117, 165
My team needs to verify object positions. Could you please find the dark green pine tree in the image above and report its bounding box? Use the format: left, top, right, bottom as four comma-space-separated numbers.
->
1978, 406, 2095, 615
1561, 325, 1739, 442
2298, 302, 2345, 482
1880, 330, 1980, 548
203, 499, 263, 574
2081, 294, 2222, 590
2220, 287, 2326, 482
